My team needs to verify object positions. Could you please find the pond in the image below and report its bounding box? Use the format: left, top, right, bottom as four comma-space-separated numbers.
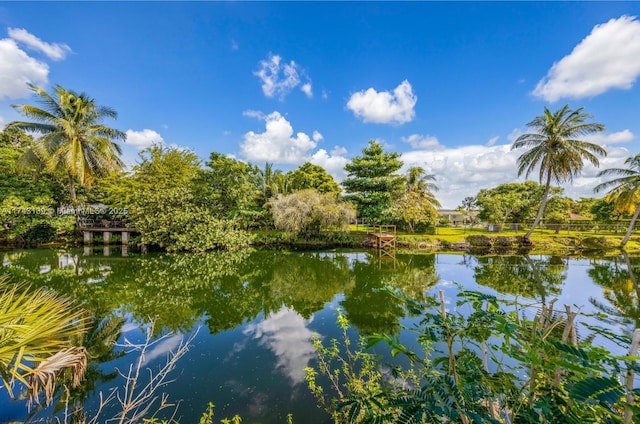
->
1, 248, 638, 423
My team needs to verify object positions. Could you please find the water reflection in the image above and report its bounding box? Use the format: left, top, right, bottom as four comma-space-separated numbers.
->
2, 248, 639, 423
0, 249, 439, 337
473, 254, 567, 302
244, 307, 316, 386
588, 251, 640, 337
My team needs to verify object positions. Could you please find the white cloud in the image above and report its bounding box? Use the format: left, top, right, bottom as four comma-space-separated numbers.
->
486, 136, 499, 146
533, 15, 640, 101
243, 308, 316, 385
331, 146, 347, 156
584, 129, 634, 145
310, 148, 349, 182
301, 83, 313, 98
242, 109, 265, 119
8, 28, 71, 61
0, 38, 49, 99
240, 111, 349, 181
347, 80, 417, 124
231, 39, 239, 51
401, 137, 633, 208
140, 334, 182, 367
402, 134, 441, 149
321, 89, 328, 99
253, 54, 313, 99
125, 129, 164, 149
241, 111, 318, 164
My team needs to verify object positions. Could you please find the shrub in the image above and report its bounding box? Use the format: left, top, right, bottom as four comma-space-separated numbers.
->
24, 222, 56, 244
268, 190, 356, 238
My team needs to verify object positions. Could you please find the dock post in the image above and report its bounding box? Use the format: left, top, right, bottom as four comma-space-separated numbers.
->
103, 231, 111, 244
121, 231, 130, 245
83, 231, 93, 245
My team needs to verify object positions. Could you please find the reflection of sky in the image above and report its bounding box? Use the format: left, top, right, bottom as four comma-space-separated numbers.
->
317, 251, 370, 267
243, 307, 316, 386
58, 253, 77, 269
140, 334, 182, 367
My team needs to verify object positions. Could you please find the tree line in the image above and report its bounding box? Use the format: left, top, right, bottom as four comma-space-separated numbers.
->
1, 84, 639, 250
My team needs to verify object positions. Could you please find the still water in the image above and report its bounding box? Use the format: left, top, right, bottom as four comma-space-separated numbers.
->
1, 248, 638, 423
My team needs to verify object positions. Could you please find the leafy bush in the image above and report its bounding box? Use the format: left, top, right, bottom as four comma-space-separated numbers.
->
268, 189, 356, 238
130, 187, 251, 252
308, 290, 640, 423
24, 222, 57, 244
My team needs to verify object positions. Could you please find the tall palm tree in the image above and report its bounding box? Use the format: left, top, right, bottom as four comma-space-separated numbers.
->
8, 84, 125, 206
511, 105, 606, 241
594, 154, 640, 247
407, 166, 437, 191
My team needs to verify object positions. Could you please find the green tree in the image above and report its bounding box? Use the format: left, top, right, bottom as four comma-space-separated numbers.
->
342, 141, 404, 223
511, 105, 606, 241
595, 154, 640, 247
201, 152, 261, 226
476, 181, 559, 226
0, 128, 71, 243
590, 198, 626, 224
8, 84, 125, 209
287, 162, 341, 195
255, 162, 288, 203
268, 189, 355, 238
391, 167, 440, 232
104, 146, 251, 252
0, 126, 32, 147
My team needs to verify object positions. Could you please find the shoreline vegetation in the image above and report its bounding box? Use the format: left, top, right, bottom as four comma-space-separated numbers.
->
2, 226, 638, 255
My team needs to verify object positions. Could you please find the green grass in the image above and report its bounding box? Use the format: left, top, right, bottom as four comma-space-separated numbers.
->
348, 224, 640, 253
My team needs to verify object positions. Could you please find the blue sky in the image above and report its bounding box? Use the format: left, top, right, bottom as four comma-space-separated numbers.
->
1, 2, 639, 207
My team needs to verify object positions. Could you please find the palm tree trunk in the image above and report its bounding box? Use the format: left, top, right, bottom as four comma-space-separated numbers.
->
68, 172, 80, 230
621, 203, 640, 247
524, 172, 552, 241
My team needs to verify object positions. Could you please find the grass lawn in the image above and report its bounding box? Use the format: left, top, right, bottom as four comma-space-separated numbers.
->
348, 224, 640, 253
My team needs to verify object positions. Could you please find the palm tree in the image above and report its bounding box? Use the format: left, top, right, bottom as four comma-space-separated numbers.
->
0, 278, 88, 406
7, 84, 125, 208
406, 166, 440, 207
511, 105, 606, 241
594, 154, 640, 247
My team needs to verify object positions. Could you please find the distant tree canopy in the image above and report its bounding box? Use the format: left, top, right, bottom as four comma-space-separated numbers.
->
475, 181, 569, 225
342, 141, 405, 223
286, 162, 341, 195
390, 167, 440, 232
202, 152, 262, 225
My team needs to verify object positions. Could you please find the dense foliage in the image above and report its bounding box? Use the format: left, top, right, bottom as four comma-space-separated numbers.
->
268, 189, 356, 238
104, 146, 251, 252
475, 181, 565, 225
342, 141, 405, 224
308, 290, 640, 423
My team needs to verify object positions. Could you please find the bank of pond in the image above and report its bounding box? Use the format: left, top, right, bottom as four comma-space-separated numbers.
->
1, 248, 640, 423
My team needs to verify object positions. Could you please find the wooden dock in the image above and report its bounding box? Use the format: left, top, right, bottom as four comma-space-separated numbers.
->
368, 224, 397, 249
78, 219, 137, 245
